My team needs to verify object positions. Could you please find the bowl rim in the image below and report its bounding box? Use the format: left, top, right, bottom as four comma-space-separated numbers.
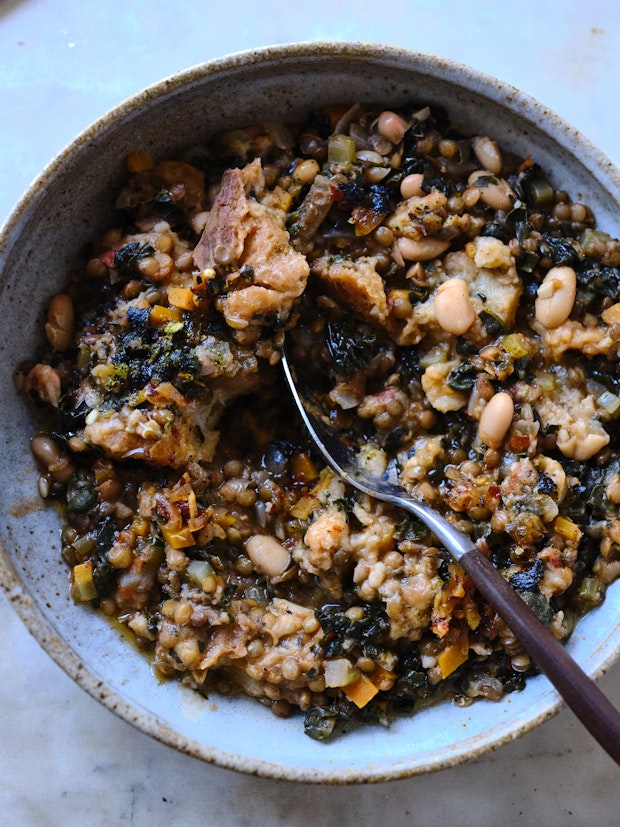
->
1, 40, 619, 784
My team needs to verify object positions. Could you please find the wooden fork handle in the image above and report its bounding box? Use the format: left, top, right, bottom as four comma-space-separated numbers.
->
459, 548, 620, 765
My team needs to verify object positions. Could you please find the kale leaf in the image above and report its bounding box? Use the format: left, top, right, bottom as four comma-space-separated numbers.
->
316, 602, 389, 658
326, 318, 377, 377
113, 242, 156, 277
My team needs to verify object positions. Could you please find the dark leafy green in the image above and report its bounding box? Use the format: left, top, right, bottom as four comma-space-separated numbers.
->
316, 602, 389, 658
326, 318, 377, 377
113, 242, 156, 277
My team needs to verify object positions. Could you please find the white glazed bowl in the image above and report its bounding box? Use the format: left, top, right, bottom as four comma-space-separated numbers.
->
1, 42, 619, 784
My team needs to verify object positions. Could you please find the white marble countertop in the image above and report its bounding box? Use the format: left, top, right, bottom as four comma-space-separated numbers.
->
1, 1, 619, 823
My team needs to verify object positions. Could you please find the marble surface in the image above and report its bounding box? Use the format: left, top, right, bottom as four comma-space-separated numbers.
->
1, 1, 619, 823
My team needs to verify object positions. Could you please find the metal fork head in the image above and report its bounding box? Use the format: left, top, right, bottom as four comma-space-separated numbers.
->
282, 347, 424, 504
280, 346, 477, 561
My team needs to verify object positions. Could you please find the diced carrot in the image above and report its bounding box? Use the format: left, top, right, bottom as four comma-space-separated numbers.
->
351, 206, 385, 236
168, 286, 196, 312
437, 635, 469, 679
149, 305, 183, 326
162, 525, 195, 549
290, 452, 319, 483
73, 561, 97, 602
126, 151, 154, 173
342, 674, 380, 708
371, 663, 396, 691
324, 105, 349, 130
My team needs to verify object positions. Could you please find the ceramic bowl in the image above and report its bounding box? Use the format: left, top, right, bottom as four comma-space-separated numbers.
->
1, 42, 619, 784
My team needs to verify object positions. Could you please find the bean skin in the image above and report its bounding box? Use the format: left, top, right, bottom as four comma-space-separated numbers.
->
535, 266, 577, 329
245, 534, 291, 578
434, 278, 475, 335
24, 364, 61, 407
468, 169, 515, 211
31, 434, 74, 483
478, 392, 515, 449
471, 136, 503, 175
376, 110, 409, 145
45, 293, 74, 352
397, 236, 450, 262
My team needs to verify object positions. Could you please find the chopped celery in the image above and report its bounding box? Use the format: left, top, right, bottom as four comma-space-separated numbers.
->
527, 178, 554, 206
187, 559, 215, 588
501, 333, 529, 359
579, 577, 602, 602
580, 227, 612, 255
534, 370, 556, 393
598, 390, 620, 418
324, 658, 359, 688
328, 134, 356, 165
420, 342, 449, 369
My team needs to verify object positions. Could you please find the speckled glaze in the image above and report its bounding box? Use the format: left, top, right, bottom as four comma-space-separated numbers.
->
1, 42, 619, 784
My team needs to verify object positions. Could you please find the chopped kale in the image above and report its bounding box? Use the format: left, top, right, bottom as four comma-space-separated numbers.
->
338, 180, 366, 205
56, 395, 90, 435
316, 602, 389, 658
540, 234, 581, 267
395, 516, 430, 542
397, 346, 421, 382
509, 557, 544, 591
478, 309, 508, 337
392, 649, 428, 704
110, 320, 203, 398
113, 242, 156, 277
333, 493, 356, 514
326, 318, 377, 377
516, 589, 554, 626
481, 222, 511, 243
368, 184, 391, 215
91, 516, 118, 596
448, 361, 478, 392
575, 258, 620, 300
152, 190, 191, 234
537, 471, 558, 496
587, 483, 613, 518
126, 306, 151, 332
304, 706, 338, 741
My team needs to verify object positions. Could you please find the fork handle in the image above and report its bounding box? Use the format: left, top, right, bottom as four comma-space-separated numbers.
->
400, 497, 620, 765
459, 547, 620, 765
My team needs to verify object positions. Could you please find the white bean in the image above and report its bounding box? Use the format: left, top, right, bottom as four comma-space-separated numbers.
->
376, 110, 409, 145
397, 236, 450, 262
31, 434, 74, 483
293, 158, 320, 186
434, 278, 475, 335
468, 170, 515, 211
24, 364, 61, 407
535, 266, 577, 329
45, 293, 74, 352
471, 136, 503, 175
400, 173, 425, 200
245, 534, 291, 579
478, 391, 515, 449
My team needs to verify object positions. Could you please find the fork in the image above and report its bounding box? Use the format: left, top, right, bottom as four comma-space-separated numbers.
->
281, 348, 620, 764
